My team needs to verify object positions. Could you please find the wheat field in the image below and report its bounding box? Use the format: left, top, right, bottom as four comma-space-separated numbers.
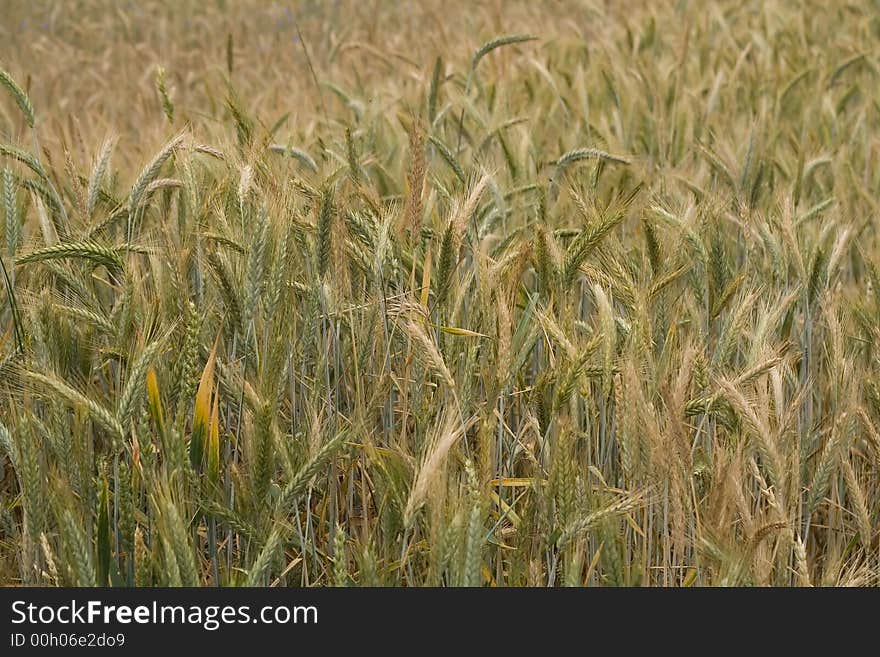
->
0, 0, 878, 587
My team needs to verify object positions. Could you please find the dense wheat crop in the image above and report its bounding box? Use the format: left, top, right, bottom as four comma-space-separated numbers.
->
0, 0, 879, 586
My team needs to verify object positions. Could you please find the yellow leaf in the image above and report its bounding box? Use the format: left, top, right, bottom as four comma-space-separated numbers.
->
481, 563, 496, 586
145, 366, 165, 439
191, 334, 220, 471
207, 388, 221, 485
420, 248, 432, 308
584, 544, 603, 582
489, 477, 538, 488
430, 323, 489, 338
623, 512, 646, 538
488, 490, 522, 528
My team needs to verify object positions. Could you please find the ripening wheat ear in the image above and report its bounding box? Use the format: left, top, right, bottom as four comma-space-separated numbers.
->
117, 329, 171, 429
461, 459, 485, 586
22, 370, 124, 444
275, 430, 349, 515
404, 316, 457, 389
87, 135, 116, 218
152, 490, 200, 587
128, 132, 187, 241
404, 409, 475, 527
246, 525, 285, 586
402, 121, 426, 244
316, 185, 334, 280
561, 204, 627, 288
556, 490, 649, 550
450, 174, 491, 240
456, 34, 538, 152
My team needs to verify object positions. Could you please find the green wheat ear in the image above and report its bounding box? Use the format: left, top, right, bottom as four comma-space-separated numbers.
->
471, 34, 538, 71
155, 65, 175, 123
0, 69, 35, 128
